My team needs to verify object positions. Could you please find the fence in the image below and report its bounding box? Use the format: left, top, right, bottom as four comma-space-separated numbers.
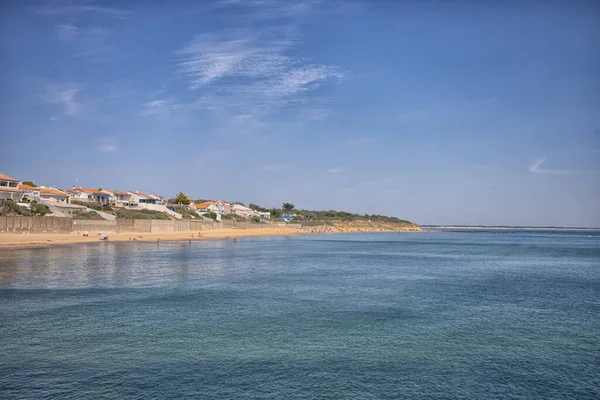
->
1, 216, 294, 234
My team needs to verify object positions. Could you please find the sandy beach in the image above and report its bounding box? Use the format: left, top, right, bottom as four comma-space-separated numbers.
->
0, 224, 420, 250
0, 227, 305, 250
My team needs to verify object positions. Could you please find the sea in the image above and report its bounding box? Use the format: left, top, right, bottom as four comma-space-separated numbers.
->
0, 230, 599, 399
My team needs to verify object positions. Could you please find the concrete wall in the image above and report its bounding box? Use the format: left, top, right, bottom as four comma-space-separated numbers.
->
1, 216, 286, 234
72, 219, 117, 233
1, 216, 73, 233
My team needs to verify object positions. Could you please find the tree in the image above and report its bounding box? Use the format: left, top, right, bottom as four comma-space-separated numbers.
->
270, 208, 282, 218
175, 192, 191, 205
22, 181, 36, 187
282, 202, 295, 213
195, 199, 208, 204
249, 203, 267, 212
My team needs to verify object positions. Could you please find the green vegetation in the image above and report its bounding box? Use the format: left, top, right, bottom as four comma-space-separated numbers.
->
72, 200, 101, 210
249, 203, 269, 212
115, 208, 171, 220
175, 192, 191, 205
71, 200, 113, 213
282, 202, 295, 213
179, 208, 201, 219
73, 211, 105, 220
251, 216, 261, 224
22, 181, 36, 187
194, 199, 209, 204
247, 201, 416, 226
0, 199, 50, 216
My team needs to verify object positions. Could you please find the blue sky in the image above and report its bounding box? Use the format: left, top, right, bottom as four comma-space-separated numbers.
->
1, 0, 599, 226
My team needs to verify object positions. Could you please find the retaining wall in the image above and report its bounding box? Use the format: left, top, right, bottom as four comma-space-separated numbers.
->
1, 216, 73, 233
1, 217, 283, 234
72, 220, 117, 233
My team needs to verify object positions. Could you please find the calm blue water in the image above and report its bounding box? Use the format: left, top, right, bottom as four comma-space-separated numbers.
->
1, 231, 599, 399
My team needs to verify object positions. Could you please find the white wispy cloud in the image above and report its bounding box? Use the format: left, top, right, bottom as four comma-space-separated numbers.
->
99, 136, 118, 153
36, 2, 133, 18
529, 157, 597, 175
260, 164, 284, 171
218, 0, 327, 20
41, 84, 81, 116
327, 168, 342, 173
174, 23, 344, 124
140, 99, 184, 116
54, 23, 115, 59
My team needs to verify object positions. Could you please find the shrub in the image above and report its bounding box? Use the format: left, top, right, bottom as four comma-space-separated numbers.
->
0, 199, 31, 216
179, 208, 201, 219
73, 211, 105, 220
30, 202, 50, 216
72, 200, 103, 211
116, 208, 171, 220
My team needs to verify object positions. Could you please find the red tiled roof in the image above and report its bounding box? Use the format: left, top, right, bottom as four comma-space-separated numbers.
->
80, 187, 108, 195
194, 202, 213, 210
104, 189, 129, 195
20, 184, 36, 191
39, 187, 69, 197
0, 173, 19, 182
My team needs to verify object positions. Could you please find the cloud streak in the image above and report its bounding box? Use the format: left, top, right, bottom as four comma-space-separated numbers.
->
140, 99, 184, 116
99, 136, 118, 153
36, 2, 133, 18
41, 84, 81, 116
54, 23, 115, 59
173, 8, 345, 127
529, 157, 597, 175
328, 168, 342, 173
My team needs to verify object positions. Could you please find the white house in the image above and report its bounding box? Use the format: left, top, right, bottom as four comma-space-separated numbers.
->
102, 189, 137, 207
38, 187, 71, 203
20, 184, 40, 202
0, 173, 24, 202
67, 187, 110, 205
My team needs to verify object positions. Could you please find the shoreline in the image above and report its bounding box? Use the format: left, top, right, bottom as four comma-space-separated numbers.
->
0, 226, 419, 250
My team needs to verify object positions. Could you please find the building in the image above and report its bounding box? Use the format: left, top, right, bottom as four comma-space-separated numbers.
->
102, 189, 137, 207
38, 187, 71, 203
67, 187, 110, 205
20, 184, 40, 202
0, 173, 24, 202
193, 200, 232, 216
129, 191, 162, 205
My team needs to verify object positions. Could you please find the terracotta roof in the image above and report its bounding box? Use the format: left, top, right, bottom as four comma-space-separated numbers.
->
39, 187, 69, 197
104, 189, 129, 195
194, 202, 213, 210
20, 184, 36, 191
130, 191, 151, 199
0, 187, 23, 193
0, 173, 19, 182
80, 187, 109, 195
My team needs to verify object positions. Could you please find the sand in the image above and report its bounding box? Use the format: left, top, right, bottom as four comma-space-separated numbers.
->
0, 227, 304, 250
0, 224, 420, 250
